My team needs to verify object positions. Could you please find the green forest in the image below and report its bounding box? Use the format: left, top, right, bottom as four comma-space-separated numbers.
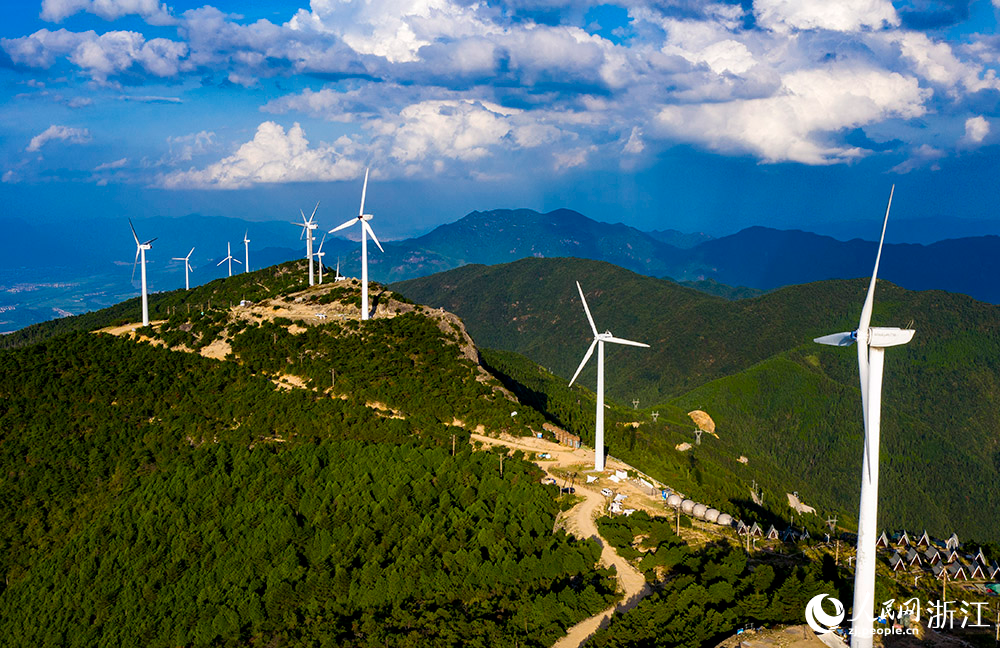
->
0, 325, 615, 646
588, 512, 847, 648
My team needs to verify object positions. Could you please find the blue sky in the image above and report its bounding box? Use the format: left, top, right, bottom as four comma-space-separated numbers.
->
2, 0, 1000, 239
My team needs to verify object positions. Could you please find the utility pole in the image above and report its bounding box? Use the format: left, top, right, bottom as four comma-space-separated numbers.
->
452, 434, 456, 456
500, 453, 503, 477
675, 504, 680, 534
331, 368, 335, 391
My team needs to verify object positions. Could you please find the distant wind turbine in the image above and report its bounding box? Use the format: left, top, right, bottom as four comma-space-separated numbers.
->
814, 186, 914, 648
293, 203, 319, 286
315, 233, 327, 284
217, 242, 241, 277
171, 247, 195, 290
330, 168, 384, 320
129, 219, 156, 327
243, 230, 250, 273
569, 281, 649, 472
334, 257, 345, 281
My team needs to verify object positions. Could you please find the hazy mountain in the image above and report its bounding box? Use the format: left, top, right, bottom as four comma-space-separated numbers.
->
644, 228, 713, 249
682, 227, 1000, 302
361, 208, 683, 282
394, 257, 1000, 539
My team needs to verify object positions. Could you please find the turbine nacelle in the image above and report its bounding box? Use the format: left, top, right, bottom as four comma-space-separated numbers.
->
815, 327, 914, 349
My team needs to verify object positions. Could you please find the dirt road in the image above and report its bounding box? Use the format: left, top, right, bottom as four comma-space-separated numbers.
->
470, 433, 653, 648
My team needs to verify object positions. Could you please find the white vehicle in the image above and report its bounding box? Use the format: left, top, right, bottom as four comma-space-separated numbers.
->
600, 488, 613, 497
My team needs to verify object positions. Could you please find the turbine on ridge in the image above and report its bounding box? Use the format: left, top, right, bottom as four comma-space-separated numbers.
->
217, 241, 241, 277
243, 230, 250, 273
315, 233, 327, 285
330, 168, 384, 320
814, 185, 914, 648
129, 219, 157, 327
293, 202, 319, 286
568, 281, 649, 472
171, 247, 195, 291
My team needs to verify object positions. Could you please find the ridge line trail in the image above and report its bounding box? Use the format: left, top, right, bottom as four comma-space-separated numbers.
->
470, 433, 652, 648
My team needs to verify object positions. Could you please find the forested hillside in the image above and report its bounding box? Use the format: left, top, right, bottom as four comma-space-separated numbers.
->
396, 258, 1000, 540
0, 267, 620, 646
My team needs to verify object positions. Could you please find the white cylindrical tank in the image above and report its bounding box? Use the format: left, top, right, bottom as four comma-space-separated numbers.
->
681, 499, 696, 514
692, 503, 708, 519
666, 494, 682, 508
704, 508, 720, 523
716, 513, 733, 526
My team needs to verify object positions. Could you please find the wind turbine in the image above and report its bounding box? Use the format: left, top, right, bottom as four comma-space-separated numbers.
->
814, 186, 914, 648
217, 242, 241, 277
568, 281, 649, 472
293, 203, 319, 286
171, 247, 195, 290
330, 168, 383, 320
315, 233, 327, 284
334, 257, 345, 281
129, 219, 156, 326
242, 230, 250, 273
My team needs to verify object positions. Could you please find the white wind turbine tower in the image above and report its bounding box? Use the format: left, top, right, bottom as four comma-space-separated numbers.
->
172, 247, 195, 290
814, 186, 914, 648
330, 168, 384, 320
569, 281, 649, 472
217, 242, 241, 277
243, 230, 250, 273
293, 203, 319, 286
315, 233, 327, 284
129, 219, 156, 327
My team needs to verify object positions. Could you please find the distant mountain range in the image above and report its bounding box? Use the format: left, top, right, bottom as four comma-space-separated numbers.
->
6, 207, 1000, 331
357, 209, 1000, 302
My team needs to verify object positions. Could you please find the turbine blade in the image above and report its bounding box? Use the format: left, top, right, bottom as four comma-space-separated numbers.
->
362, 220, 384, 253
330, 218, 357, 233
128, 219, 140, 245
187, 247, 195, 259
132, 248, 139, 281
144, 238, 157, 246
171, 257, 185, 261
232, 258, 242, 265
217, 257, 226, 266
857, 186, 893, 435
576, 281, 598, 336
605, 335, 650, 348
859, 185, 894, 335
569, 339, 598, 387
309, 201, 320, 223
317, 232, 327, 254
359, 168, 369, 217
814, 331, 856, 347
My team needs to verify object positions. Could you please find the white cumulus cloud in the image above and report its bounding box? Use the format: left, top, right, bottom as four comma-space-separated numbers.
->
160, 122, 363, 189
962, 116, 990, 145
754, 0, 899, 33
41, 0, 174, 25
654, 66, 928, 164
26, 124, 92, 152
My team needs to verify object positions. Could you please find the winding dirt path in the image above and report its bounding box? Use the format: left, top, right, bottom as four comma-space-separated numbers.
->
470, 433, 653, 648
